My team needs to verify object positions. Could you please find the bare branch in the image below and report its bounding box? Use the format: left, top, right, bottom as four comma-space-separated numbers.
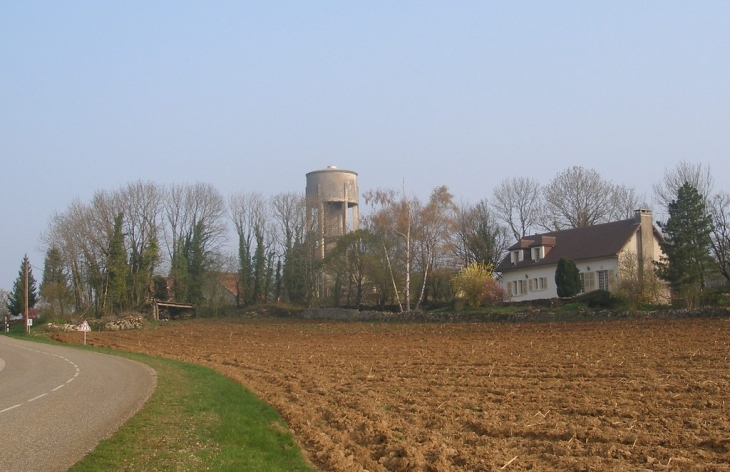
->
491, 177, 541, 241
653, 161, 714, 210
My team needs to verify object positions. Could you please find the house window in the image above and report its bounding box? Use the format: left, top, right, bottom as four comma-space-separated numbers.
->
580, 272, 595, 293
511, 250, 524, 264
531, 246, 543, 261
529, 277, 548, 292
598, 270, 609, 291
511, 280, 527, 296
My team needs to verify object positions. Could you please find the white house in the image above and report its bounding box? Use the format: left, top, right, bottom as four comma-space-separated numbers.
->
496, 210, 665, 301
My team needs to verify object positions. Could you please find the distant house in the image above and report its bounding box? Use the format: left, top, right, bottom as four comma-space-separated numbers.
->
206, 272, 240, 306
496, 210, 666, 301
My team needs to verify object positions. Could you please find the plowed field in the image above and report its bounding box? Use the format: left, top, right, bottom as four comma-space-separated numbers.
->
54, 318, 730, 471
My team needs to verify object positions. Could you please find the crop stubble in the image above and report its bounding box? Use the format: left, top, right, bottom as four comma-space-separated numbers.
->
55, 318, 730, 471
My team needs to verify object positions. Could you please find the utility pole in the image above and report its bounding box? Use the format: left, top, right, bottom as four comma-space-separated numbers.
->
24, 257, 29, 335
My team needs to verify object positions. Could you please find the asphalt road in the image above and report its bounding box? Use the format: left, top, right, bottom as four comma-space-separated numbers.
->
0, 335, 156, 472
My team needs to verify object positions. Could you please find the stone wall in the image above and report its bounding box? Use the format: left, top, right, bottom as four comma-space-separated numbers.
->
44, 314, 145, 332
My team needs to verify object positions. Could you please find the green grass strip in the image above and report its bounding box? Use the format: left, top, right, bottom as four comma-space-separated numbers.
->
5, 333, 314, 472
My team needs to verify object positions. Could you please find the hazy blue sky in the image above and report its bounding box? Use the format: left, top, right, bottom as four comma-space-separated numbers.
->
2, 1, 729, 290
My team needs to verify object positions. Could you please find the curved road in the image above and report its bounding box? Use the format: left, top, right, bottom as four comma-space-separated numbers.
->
0, 336, 156, 472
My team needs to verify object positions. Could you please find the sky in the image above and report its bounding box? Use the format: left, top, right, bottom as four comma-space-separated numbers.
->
1, 1, 729, 291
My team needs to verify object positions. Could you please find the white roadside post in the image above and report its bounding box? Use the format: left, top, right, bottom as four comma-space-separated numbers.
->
79, 320, 91, 345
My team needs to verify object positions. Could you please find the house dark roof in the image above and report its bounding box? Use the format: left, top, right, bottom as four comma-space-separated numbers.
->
496, 218, 643, 273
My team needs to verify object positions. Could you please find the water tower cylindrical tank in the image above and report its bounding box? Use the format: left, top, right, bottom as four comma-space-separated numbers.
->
306, 166, 359, 258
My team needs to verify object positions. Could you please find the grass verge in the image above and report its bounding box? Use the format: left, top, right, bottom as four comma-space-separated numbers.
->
5, 332, 314, 472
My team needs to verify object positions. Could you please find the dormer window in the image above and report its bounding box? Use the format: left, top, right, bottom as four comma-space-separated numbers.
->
510, 250, 524, 264
531, 246, 544, 261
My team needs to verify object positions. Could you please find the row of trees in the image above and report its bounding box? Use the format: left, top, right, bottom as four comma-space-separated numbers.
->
23, 162, 730, 318
492, 166, 644, 239
34, 179, 514, 317
38, 182, 308, 317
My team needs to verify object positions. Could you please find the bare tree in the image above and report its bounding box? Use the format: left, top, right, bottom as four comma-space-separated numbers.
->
0, 289, 9, 319
270, 192, 306, 302
491, 176, 542, 241
229, 192, 263, 305
653, 161, 714, 210
541, 166, 617, 230
117, 182, 163, 261
270, 192, 306, 255
453, 200, 510, 267
412, 186, 456, 310
116, 181, 164, 307
709, 192, 730, 283
42, 192, 118, 315
163, 183, 226, 305
321, 229, 379, 307
364, 186, 418, 312
42, 181, 227, 315
163, 183, 226, 261
608, 184, 647, 221
43, 209, 83, 312
228, 191, 277, 304
229, 191, 261, 259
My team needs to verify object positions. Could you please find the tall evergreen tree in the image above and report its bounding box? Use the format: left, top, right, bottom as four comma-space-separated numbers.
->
252, 226, 266, 303
7, 255, 38, 316
170, 238, 189, 302
263, 250, 275, 303
237, 233, 253, 306
555, 257, 581, 297
283, 241, 311, 305
186, 221, 207, 305
274, 258, 282, 302
106, 213, 129, 314
40, 246, 70, 317
656, 182, 714, 307
169, 222, 209, 305
139, 229, 160, 303
128, 226, 159, 308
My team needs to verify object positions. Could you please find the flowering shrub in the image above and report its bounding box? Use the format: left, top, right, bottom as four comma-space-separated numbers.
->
483, 277, 508, 306
452, 262, 506, 307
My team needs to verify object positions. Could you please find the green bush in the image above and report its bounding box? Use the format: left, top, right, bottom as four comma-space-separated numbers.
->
575, 290, 620, 309
555, 257, 581, 297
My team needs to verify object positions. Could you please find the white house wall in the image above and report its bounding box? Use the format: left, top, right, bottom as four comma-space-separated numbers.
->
500, 256, 620, 301
501, 265, 558, 301
575, 257, 619, 275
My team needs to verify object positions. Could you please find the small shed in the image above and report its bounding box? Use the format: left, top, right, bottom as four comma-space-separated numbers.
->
151, 299, 195, 320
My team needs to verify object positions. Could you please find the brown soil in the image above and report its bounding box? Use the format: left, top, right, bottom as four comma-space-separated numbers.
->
54, 318, 730, 471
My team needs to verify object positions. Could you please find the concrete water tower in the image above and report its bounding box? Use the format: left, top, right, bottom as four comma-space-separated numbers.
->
306, 166, 359, 259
